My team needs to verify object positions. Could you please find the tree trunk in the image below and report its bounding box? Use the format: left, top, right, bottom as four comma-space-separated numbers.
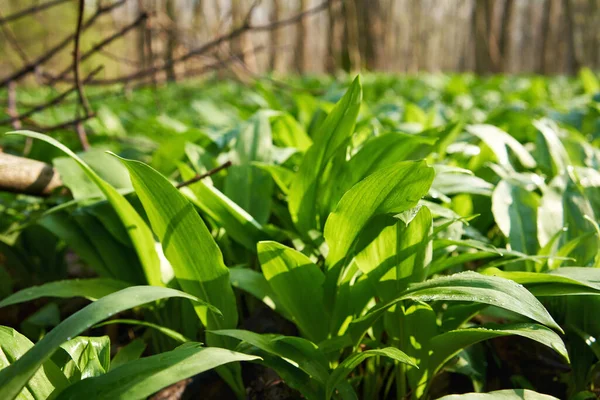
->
165, 0, 177, 82
270, 0, 285, 72
326, 0, 344, 73
344, 0, 361, 72
295, 0, 309, 72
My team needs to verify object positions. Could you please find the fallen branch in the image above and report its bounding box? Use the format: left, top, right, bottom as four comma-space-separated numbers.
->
0, 152, 63, 196
176, 161, 232, 189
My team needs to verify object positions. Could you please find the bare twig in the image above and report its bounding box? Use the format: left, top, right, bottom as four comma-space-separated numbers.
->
73, 0, 91, 151
7, 81, 21, 130
47, 12, 149, 84
0, 66, 103, 126
77, 0, 330, 85
0, 0, 125, 87
36, 112, 96, 132
176, 161, 232, 189
0, 9, 30, 64
0, 0, 72, 26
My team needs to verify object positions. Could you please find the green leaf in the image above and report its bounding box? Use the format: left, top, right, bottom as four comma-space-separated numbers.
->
58, 336, 111, 380
224, 112, 274, 224
56, 345, 259, 400
482, 267, 600, 296
0, 326, 69, 400
7, 131, 163, 287
289, 76, 362, 235
324, 160, 435, 269
94, 319, 192, 343
429, 323, 568, 382
348, 271, 562, 344
355, 207, 433, 299
466, 125, 536, 170
117, 157, 237, 329
257, 241, 330, 342
492, 181, 540, 268
0, 286, 206, 400
580, 67, 600, 95
110, 339, 146, 370
0, 279, 130, 308
211, 329, 329, 384
437, 389, 559, 399
229, 267, 288, 317
115, 156, 243, 395
178, 163, 266, 251
326, 347, 416, 400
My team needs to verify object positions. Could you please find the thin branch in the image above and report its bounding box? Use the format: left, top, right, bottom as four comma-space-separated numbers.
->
36, 112, 96, 132
47, 12, 149, 84
77, 0, 331, 85
73, 0, 91, 151
0, 9, 31, 64
176, 161, 232, 189
0, 66, 103, 126
0, 0, 125, 87
0, 0, 72, 26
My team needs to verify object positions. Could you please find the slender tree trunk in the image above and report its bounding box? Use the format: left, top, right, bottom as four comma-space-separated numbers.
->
365, 0, 385, 70
562, 0, 580, 73
165, 0, 177, 81
231, 0, 258, 72
270, 0, 285, 72
326, 0, 343, 73
499, 0, 516, 72
539, 0, 552, 73
295, 0, 309, 72
344, 0, 361, 72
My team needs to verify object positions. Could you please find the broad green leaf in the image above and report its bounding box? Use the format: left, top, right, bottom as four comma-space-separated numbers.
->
429, 323, 568, 382
355, 207, 433, 299
325, 347, 416, 400
325, 160, 435, 268
53, 149, 133, 201
116, 157, 243, 395
271, 113, 312, 151
257, 241, 330, 343
289, 76, 362, 235
38, 212, 115, 280
94, 319, 192, 343
432, 166, 493, 197
0, 326, 69, 400
534, 118, 570, 176
7, 131, 163, 287
110, 339, 146, 370
211, 329, 329, 384
179, 163, 266, 251
320, 131, 439, 221
224, 112, 274, 224
466, 125, 536, 170
482, 267, 600, 296
117, 157, 237, 328
492, 181, 540, 269
0, 279, 130, 308
580, 67, 600, 95
57, 336, 110, 380
254, 163, 295, 195
229, 267, 288, 317
348, 271, 561, 344
56, 345, 259, 400
438, 389, 559, 399
0, 286, 206, 400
